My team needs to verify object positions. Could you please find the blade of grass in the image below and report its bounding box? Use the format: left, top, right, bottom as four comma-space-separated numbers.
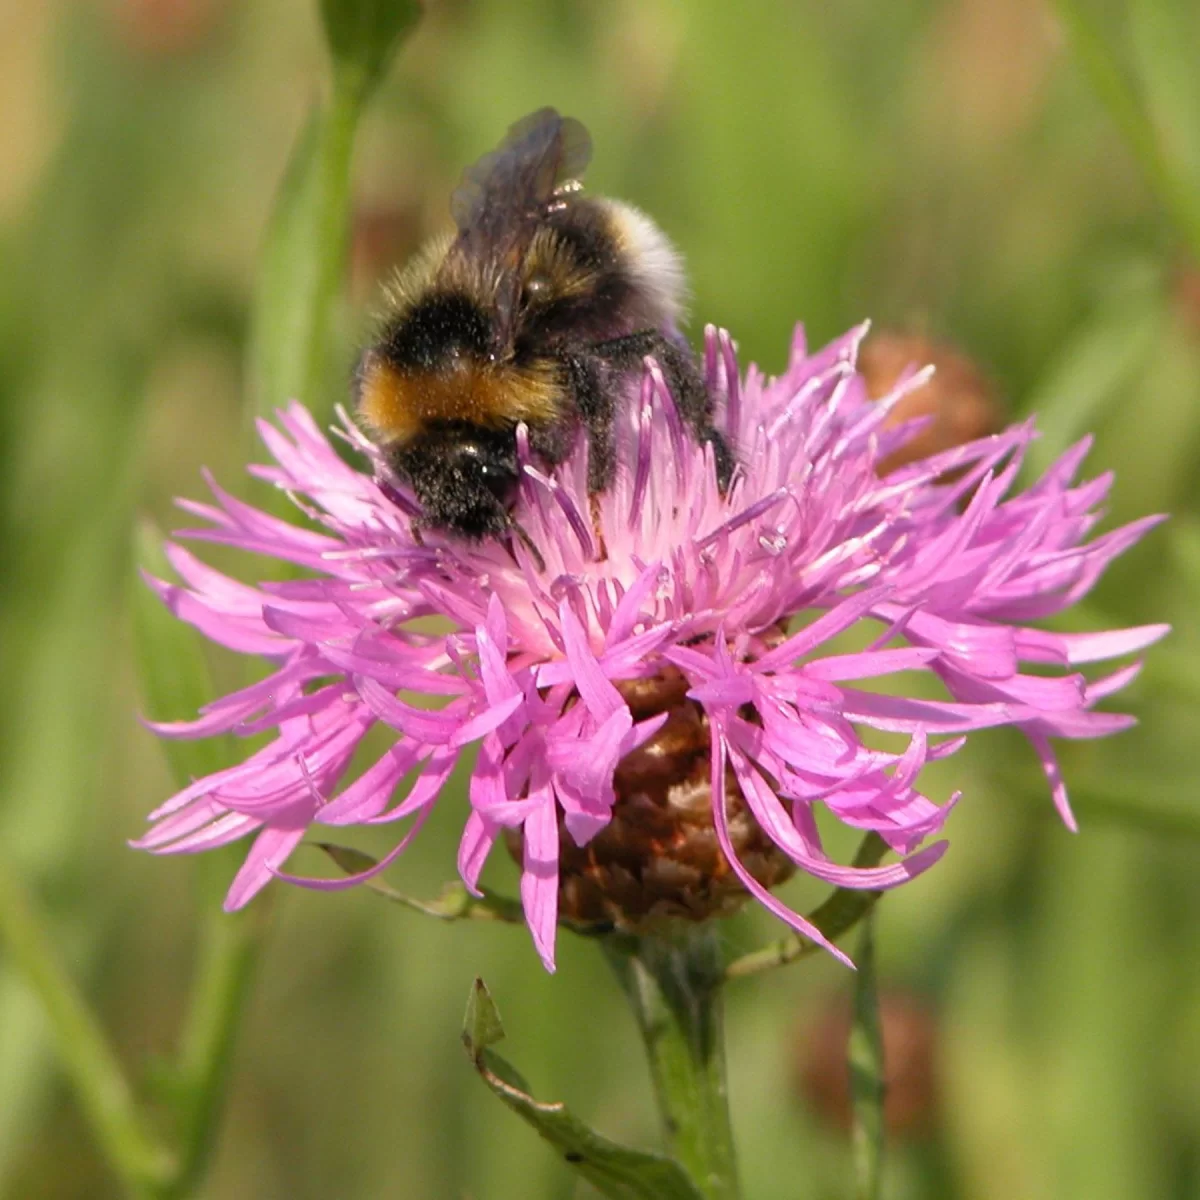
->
1052, 0, 1200, 263
0, 863, 175, 1197
164, 892, 271, 1199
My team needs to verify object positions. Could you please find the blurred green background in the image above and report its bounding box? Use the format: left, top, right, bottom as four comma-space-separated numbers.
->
1, 0, 1198, 1197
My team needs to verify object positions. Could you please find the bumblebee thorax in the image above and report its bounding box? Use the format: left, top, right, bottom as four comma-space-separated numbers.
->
383, 292, 494, 371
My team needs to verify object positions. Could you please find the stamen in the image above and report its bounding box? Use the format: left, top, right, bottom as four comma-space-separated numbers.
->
720, 328, 741, 440
703, 324, 720, 392
629, 373, 655, 525
522, 465, 595, 561
646, 358, 687, 484
696, 489, 791, 550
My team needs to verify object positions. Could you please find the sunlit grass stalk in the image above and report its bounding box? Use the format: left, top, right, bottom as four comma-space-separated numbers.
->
0, 863, 176, 1197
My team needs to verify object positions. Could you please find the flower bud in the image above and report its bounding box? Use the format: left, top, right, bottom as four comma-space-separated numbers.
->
109, 0, 227, 57
859, 332, 1003, 476
1172, 265, 1200, 340
794, 990, 941, 1138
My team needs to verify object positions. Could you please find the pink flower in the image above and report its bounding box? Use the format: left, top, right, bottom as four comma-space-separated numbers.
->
135, 323, 1167, 970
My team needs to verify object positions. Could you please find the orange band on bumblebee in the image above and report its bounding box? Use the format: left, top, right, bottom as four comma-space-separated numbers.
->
358, 355, 561, 446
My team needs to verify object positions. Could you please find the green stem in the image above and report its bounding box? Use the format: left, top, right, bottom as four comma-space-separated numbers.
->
303, 75, 361, 399
246, 74, 363, 438
849, 914, 884, 1200
165, 877, 271, 1199
0, 860, 176, 1197
603, 928, 740, 1200
724, 832, 886, 980
1052, 0, 1200, 264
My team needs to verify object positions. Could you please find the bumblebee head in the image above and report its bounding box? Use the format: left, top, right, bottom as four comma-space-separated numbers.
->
394, 425, 520, 539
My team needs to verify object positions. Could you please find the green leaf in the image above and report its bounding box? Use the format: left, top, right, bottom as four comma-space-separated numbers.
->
849, 916, 884, 1200
461, 980, 705, 1200
316, 843, 524, 922
463, 976, 507, 1051
320, 0, 422, 101
131, 519, 232, 787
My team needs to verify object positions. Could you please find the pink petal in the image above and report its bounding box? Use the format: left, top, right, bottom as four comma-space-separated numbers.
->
223, 820, 310, 910
520, 791, 561, 973
458, 810, 499, 896
274, 804, 433, 891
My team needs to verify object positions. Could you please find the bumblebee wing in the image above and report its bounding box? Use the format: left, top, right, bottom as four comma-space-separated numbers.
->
447, 108, 592, 338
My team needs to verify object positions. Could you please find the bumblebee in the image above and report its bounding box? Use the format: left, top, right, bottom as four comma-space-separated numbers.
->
355, 107, 734, 541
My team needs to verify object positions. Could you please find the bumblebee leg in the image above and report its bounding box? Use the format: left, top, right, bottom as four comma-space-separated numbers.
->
561, 352, 616, 494
590, 330, 736, 491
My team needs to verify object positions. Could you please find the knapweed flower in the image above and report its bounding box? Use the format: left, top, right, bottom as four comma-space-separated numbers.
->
135, 323, 1166, 970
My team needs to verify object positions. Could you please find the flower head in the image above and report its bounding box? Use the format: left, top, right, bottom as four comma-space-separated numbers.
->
136, 323, 1167, 970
